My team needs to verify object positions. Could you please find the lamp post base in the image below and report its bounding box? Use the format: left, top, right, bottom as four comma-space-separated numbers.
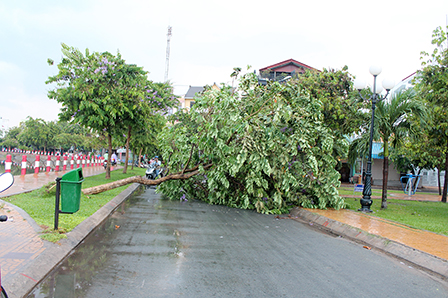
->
358, 207, 373, 213
358, 197, 373, 212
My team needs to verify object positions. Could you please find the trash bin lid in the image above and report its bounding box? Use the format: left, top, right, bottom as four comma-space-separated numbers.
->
61, 168, 84, 182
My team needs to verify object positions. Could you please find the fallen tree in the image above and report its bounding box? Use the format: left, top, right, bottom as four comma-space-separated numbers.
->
82, 163, 213, 195
154, 69, 351, 213
84, 68, 357, 213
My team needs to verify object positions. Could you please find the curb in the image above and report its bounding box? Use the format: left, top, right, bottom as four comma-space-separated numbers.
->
6, 183, 141, 298
290, 207, 448, 280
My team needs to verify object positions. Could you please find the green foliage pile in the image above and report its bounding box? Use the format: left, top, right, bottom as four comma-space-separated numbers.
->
157, 69, 345, 213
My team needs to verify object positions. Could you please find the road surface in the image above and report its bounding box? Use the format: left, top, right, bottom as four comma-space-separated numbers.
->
29, 188, 448, 297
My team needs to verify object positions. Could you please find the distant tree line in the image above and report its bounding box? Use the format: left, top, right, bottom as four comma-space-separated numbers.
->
0, 117, 103, 153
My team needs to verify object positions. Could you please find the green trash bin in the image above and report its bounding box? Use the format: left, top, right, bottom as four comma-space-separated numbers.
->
60, 168, 84, 213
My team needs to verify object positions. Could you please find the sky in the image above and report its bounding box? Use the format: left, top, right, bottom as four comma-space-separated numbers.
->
1, 0, 448, 129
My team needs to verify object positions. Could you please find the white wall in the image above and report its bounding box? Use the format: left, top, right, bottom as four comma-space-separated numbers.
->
421, 169, 446, 187
371, 159, 401, 187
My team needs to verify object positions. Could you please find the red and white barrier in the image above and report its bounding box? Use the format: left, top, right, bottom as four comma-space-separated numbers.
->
63, 155, 68, 171
46, 156, 51, 172
76, 155, 80, 168
21, 155, 27, 175
5, 155, 12, 173
82, 155, 86, 168
55, 156, 61, 172
35, 155, 40, 174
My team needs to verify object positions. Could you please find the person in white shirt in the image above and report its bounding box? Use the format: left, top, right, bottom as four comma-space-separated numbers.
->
153, 156, 161, 177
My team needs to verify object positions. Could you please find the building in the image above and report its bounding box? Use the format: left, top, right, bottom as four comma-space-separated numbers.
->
349, 142, 402, 187
258, 58, 319, 84
179, 83, 220, 111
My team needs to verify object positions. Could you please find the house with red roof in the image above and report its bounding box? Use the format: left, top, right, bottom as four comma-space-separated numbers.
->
258, 59, 319, 83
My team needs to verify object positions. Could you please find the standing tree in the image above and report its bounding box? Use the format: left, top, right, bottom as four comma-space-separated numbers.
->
293, 66, 363, 137
390, 138, 445, 194
0, 126, 21, 150
347, 90, 426, 208
120, 81, 176, 174
47, 44, 151, 178
415, 25, 448, 202
17, 117, 54, 151
292, 67, 363, 167
374, 90, 426, 208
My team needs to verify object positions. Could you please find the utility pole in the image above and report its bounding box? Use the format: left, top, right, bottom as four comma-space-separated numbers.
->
164, 26, 172, 82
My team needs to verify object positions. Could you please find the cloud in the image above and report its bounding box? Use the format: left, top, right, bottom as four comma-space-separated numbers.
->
1, 0, 448, 130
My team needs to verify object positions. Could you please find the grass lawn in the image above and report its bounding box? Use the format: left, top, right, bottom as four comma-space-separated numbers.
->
2, 171, 446, 241
1, 167, 146, 241
343, 196, 448, 236
337, 185, 439, 197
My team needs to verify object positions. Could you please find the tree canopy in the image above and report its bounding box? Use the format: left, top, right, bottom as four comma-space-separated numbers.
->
415, 25, 448, 202
156, 69, 345, 213
372, 90, 426, 208
46, 44, 175, 178
0, 118, 100, 153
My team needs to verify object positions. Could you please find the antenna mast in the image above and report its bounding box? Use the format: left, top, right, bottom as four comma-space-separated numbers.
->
164, 26, 172, 82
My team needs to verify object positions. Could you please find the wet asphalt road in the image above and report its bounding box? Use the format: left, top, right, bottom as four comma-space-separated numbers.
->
30, 188, 448, 298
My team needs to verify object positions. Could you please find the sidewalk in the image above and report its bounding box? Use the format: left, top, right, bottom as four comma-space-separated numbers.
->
0, 165, 115, 298
0, 172, 447, 297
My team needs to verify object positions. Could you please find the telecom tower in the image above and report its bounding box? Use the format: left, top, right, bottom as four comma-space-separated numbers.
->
164, 26, 172, 82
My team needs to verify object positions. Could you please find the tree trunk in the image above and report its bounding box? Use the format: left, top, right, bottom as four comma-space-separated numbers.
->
131, 148, 136, 170
123, 126, 132, 174
437, 167, 442, 195
138, 148, 143, 168
381, 156, 389, 209
82, 163, 213, 195
442, 145, 448, 203
106, 133, 112, 179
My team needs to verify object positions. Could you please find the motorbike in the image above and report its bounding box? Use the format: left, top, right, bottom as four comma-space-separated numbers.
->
0, 172, 14, 298
145, 163, 165, 180
103, 160, 117, 169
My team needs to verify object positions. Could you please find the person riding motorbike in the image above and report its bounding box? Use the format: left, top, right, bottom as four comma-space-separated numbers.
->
111, 152, 118, 164
153, 156, 161, 178
145, 156, 163, 180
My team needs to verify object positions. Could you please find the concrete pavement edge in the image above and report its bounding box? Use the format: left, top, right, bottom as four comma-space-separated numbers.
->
290, 207, 448, 280
7, 183, 141, 298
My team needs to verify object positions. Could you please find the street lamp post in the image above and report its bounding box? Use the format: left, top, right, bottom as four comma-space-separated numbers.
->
354, 66, 395, 212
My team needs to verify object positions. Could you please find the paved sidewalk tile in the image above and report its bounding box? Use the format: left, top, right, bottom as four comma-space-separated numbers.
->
0, 204, 46, 280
